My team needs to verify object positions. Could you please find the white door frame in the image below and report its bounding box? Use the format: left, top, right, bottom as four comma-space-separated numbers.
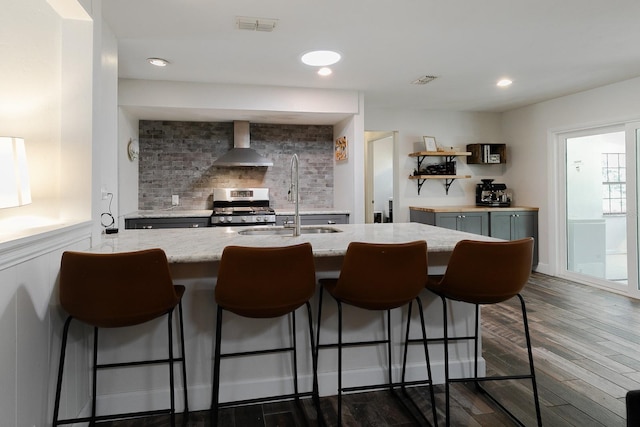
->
625, 121, 640, 299
551, 121, 640, 297
364, 130, 397, 224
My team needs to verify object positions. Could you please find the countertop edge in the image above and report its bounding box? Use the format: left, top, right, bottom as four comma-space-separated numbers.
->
409, 205, 539, 212
125, 209, 351, 219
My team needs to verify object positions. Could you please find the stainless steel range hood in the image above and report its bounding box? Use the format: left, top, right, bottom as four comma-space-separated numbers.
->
213, 121, 273, 167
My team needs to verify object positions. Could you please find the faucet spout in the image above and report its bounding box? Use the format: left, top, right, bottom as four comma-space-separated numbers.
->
289, 154, 301, 237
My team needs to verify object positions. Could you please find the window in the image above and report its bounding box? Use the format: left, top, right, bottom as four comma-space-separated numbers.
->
602, 152, 626, 214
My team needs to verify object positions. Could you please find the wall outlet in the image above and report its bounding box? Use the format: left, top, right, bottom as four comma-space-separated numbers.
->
172, 195, 179, 206
101, 188, 108, 200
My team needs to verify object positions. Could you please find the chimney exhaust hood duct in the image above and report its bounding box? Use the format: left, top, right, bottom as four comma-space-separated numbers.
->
213, 121, 273, 167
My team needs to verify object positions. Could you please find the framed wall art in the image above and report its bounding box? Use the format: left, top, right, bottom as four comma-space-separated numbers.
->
335, 136, 348, 161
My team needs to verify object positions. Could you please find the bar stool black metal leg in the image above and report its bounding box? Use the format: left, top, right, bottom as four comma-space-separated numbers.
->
167, 310, 176, 427
473, 304, 481, 391
52, 316, 73, 426
305, 301, 322, 423
337, 300, 343, 427
416, 297, 438, 427
177, 301, 189, 415
92, 327, 99, 426
386, 309, 392, 391
519, 295, 542, 426
315, 287, 324, 365
440, 296, 450, 427
400, 301, 413, 387
211, 306, 223, 426
291, 310, 300, 402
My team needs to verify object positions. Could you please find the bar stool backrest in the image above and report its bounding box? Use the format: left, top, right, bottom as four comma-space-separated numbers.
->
215, 243, 316, 318
438, 237, 534, 304
331, 241, 428, 310
59, 249, 180, 328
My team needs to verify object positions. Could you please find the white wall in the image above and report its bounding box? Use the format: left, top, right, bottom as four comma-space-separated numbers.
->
364, 108, 503, 222
0, 0, 93, 239
333, 93, 365, 222
117, 109, 140, 228
0, 0, 110, 425
502, 76, 640, 274
93, 8, 119, 235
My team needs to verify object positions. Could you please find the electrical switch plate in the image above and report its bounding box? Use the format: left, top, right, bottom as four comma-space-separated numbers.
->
172, 195, 179, 206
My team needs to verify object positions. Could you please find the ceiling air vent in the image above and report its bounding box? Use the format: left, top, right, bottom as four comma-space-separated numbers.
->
411, 75, 438, 85
236, 16, 278, 32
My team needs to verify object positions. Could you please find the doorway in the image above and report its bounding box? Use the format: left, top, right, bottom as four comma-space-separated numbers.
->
557, 123, 640, 297
364, 131, 396, 224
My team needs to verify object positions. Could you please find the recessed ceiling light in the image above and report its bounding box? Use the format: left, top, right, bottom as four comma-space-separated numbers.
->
318, 67, 333, 76
497, 79, 513, 87
147, 57, 169, 67
301, 50, 341, 67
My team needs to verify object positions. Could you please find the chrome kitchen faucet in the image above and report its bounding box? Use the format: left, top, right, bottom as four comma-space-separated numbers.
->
286, 153, 301, 236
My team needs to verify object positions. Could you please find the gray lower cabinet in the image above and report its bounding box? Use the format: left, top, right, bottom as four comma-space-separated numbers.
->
409, 210, 490, 236
276, 213, 350, 226
125, 217, 210, 229
410, 208, 538, 267
489, 210, 538, 266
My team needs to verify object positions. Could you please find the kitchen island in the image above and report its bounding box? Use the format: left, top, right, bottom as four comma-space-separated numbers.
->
84, 223, 498, 415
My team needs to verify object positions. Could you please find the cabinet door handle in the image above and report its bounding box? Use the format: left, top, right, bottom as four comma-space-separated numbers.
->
327, 220, 336, 224
191, 224, 199, 228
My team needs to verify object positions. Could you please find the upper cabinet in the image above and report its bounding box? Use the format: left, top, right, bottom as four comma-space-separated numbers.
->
466, 144, 507, 164
408, 150, 471, 195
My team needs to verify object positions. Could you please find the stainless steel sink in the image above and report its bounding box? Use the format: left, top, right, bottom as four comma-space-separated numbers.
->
237, 226, 342, 236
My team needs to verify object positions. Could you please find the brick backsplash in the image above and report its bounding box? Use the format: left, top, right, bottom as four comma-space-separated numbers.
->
138, 121, 334, 210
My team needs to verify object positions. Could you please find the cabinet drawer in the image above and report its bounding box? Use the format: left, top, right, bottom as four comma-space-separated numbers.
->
276, 214, 349, 226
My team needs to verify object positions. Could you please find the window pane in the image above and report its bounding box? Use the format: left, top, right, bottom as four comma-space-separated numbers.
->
611, 184, 622, 198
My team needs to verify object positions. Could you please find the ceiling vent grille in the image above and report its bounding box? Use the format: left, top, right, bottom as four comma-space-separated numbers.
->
411, 75, 438, 85
236, 16, 278, 32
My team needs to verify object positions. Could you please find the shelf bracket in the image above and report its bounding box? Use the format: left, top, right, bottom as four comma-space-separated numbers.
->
444, 178, 456, 195
416, 178, 426, 195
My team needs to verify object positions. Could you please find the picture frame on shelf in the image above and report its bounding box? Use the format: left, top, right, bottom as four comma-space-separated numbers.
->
423, 136, 437, 152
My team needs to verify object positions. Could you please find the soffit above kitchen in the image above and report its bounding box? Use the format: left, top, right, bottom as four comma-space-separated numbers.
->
102, 0, 640, 116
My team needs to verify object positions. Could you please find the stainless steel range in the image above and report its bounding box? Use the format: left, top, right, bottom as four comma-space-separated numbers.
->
210, 188, 276, 226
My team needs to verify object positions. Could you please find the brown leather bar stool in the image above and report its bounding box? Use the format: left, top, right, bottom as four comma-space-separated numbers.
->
211, 243, 318, 426
425, 237, 542, 427
316, 241, 438, 427
52, 248, 188, 427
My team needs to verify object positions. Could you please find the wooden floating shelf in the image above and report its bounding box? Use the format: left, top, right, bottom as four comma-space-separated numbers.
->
409, 151, 471, 157
409, 175, 472, 180
409, 175, 472, 195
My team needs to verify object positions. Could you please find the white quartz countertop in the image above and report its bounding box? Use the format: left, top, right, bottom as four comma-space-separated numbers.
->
91, 222, 498, 263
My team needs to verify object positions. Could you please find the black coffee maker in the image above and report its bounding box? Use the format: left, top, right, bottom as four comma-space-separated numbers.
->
475, 179, 511, 207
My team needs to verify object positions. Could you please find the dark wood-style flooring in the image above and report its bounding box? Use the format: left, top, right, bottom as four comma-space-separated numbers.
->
98, 272, 639, 426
